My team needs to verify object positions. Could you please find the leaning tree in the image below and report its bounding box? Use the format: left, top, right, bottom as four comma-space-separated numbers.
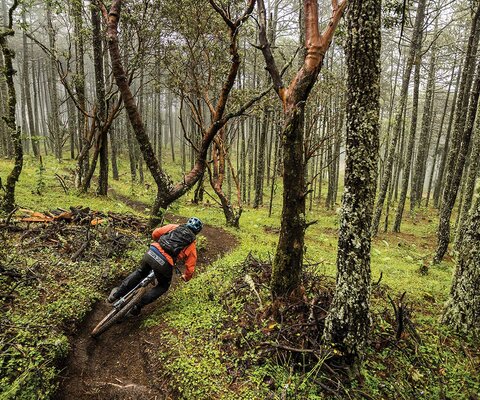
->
257, 0, 347, 298
100, 0, 265, 226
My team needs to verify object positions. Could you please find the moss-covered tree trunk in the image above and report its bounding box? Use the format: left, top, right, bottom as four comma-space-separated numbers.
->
433, 66, 461, 208
434, 4, 480, 263
46, 3, 62, 161
0, 1, 21, 214
22, 13, 39, 158
455, 122, 480, 249
91, 3, 108, 196
271, 104, 307, 296
442, 194, 480, 335
323, 0, 381, 364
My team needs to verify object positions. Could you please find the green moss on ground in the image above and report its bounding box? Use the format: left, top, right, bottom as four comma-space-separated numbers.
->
1, 155, 478, 399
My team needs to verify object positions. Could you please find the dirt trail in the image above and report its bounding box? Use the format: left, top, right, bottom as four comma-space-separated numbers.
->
55, 198, 237, 400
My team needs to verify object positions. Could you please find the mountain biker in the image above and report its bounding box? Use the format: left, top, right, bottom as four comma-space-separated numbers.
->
107, 217, 203, 316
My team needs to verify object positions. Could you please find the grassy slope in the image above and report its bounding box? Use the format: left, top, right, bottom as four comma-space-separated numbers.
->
1, 156, 478, 399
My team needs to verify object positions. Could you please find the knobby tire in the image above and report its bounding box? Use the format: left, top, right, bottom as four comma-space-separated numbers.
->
91, 286, 147, 338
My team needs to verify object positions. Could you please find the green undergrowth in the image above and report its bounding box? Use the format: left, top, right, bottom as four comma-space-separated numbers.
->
140, 201, 477, 399
1, 155, 477, 399
0, 226, 145, 399
0, 156, 149, 400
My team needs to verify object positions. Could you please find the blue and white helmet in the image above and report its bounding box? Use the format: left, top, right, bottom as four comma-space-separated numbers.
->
186, 217, 203, 234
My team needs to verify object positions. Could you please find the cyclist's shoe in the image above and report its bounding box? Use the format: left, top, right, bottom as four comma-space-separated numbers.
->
107, 287, 119, 304
127, 305, 141, 317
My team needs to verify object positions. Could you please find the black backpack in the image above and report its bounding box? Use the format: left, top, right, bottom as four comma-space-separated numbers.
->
158, 225, 196, 258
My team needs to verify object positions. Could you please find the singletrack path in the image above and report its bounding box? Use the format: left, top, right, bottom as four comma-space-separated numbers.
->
54, 206, 237, 400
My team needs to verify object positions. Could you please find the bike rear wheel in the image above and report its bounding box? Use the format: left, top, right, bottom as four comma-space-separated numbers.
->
91, 286, 147, 337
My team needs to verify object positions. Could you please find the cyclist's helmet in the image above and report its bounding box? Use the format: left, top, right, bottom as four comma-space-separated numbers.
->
186, 217, 203, 234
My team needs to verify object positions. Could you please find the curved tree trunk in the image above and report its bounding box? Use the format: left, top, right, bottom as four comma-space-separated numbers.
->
102, 0, 255, 227
208, 131, 243, 228
257, 0, 347, 298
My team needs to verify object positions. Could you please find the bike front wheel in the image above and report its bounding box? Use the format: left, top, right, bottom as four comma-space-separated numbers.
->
91, 286, 147, 338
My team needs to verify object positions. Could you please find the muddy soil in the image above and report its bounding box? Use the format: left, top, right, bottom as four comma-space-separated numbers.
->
54, 204, 237, 400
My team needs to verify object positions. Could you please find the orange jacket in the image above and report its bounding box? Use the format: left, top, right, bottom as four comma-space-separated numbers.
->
151, 224, 197, 282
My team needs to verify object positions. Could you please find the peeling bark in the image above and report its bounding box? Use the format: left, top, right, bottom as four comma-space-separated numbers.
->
102, 0, 255, 227
257, 0, 347, 298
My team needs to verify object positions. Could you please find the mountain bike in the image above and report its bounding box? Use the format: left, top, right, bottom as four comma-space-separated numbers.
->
91, 270, 156, 337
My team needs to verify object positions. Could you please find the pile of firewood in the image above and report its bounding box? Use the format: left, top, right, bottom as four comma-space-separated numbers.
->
12, 206, 148, 232
1, 207, 148, 262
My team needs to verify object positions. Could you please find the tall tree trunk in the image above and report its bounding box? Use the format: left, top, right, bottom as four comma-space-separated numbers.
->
46, 3, 62, 161
66, 93, 77, 159
371, 0, 427, 236
428, 59, 457, 207
92, 3, 108, 195
257, 0, 347, 297
442, 195, 480, 335
433, 64, 461, 208
454, 113, 480, 249
0, 1, 22, 214
0, 37, 11, 157
110, 124, 119, 180
393, 51, 423, 232
22, 16, 39, 157
323, 0, 380, 365
434, 5, 480, 264
253, 109, 268, 208
411, 35, 437, 210
73, 0, 88, 187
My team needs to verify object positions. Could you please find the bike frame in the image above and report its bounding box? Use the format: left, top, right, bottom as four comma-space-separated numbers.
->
111, 270, 155, 310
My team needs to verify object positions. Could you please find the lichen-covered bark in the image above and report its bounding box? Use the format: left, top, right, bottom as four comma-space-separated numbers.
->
46, 4, 62, 161
442, 195, 480, 335
91, 4, 108, 196
434, 4, 480, 263
454, 113, 480, 249
271, 105, 306, 297
323, 0, 381, 363
0, 1, 22, 214
371, 0, 426, 236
